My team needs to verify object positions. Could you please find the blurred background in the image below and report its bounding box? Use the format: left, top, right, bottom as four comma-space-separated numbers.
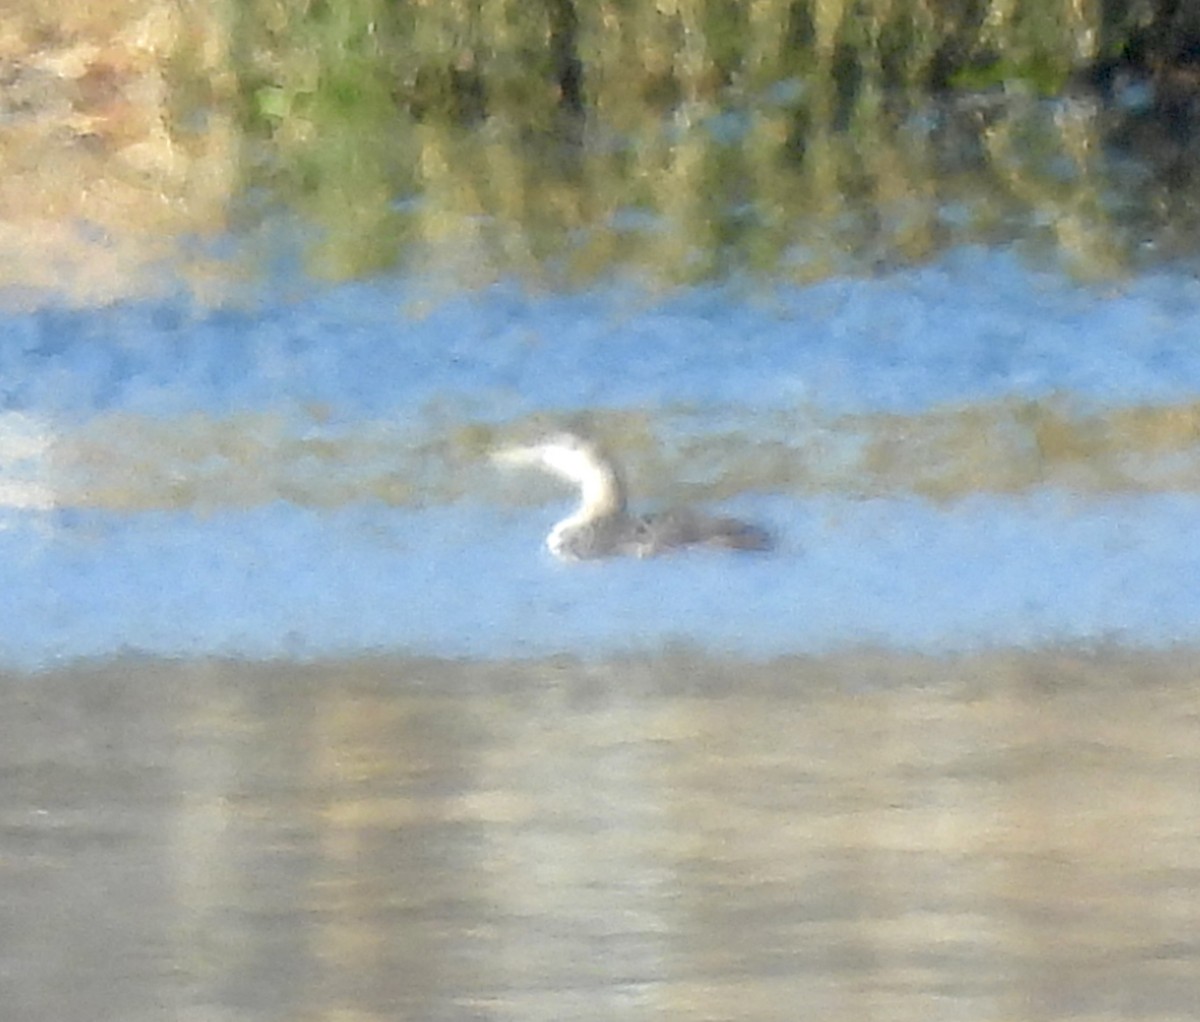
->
2, 2, 1200, 1019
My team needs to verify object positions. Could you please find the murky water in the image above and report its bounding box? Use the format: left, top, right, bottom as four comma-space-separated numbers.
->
4, 652, 1197, 1021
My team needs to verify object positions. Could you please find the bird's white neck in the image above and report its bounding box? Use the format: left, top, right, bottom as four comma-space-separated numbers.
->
572, 460, 625, 520
527, 439, 627, 520
493, 435, 630, 554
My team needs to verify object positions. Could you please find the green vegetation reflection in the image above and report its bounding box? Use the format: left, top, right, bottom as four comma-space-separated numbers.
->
2, 0, 1196, 296
233, 0, 1182, 284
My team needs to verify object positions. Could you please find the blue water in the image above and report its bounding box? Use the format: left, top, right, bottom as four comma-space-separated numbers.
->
3, 247, 1200, 669
2, 493, 1197, 669
6, 248, 1200, 422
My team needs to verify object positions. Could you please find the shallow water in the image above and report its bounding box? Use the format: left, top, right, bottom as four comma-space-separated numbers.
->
4, 652, 1197, 1022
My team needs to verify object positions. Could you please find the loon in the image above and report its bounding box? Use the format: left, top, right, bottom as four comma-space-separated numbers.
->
493, 432, 772, 561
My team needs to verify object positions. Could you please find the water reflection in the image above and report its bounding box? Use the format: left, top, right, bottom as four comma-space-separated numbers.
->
4, 652, 1197, 1020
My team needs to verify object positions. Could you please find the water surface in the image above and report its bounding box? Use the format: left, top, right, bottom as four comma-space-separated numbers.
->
4, 652, 1197, 1021
5, 249, 1200, 666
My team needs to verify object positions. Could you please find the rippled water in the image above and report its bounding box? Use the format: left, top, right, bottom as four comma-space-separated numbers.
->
4, 653, 1198, 1021
5, 225, 1200, 1021
4, 249, 1200, 665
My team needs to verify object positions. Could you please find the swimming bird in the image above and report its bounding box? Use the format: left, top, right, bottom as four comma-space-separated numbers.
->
493, 432, 772, 560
